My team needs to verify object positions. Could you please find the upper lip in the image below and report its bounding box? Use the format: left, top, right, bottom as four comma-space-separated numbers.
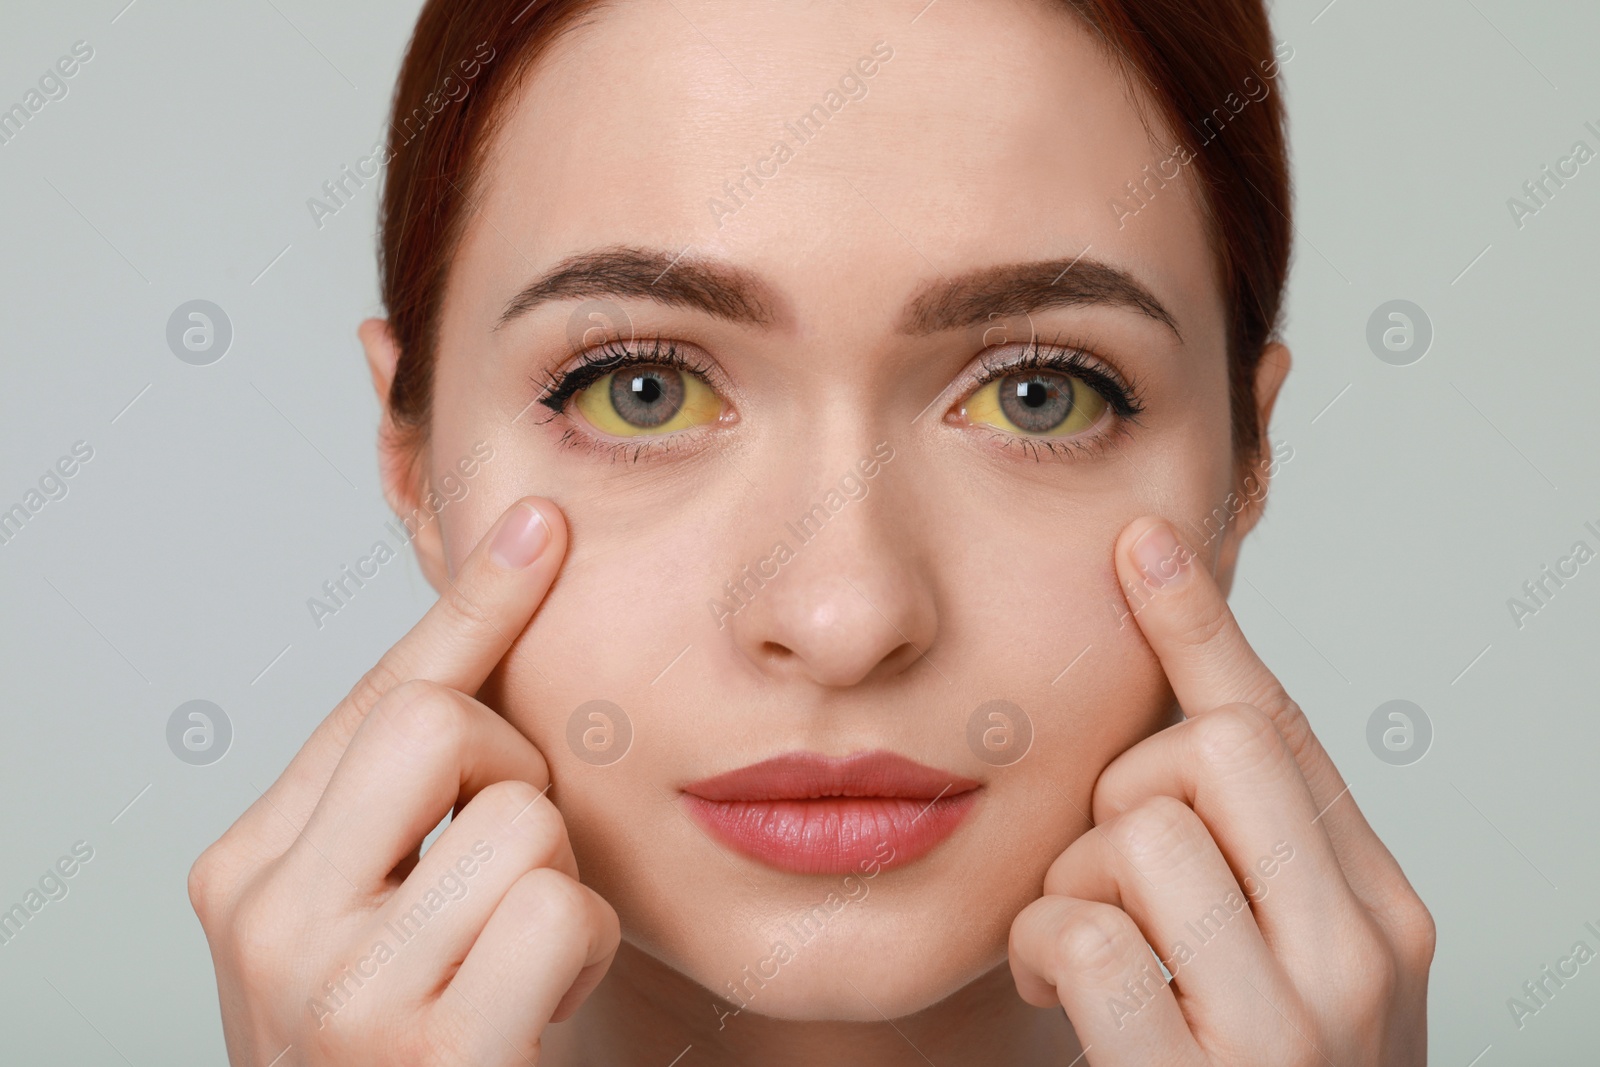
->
682, 750, 981, 802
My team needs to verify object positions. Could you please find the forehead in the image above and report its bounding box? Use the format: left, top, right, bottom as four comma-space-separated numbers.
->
460, 0, 1223, 346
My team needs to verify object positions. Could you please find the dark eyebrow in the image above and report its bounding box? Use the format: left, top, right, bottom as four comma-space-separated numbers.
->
495, 245, 780, 330
898, 255, 1182, 341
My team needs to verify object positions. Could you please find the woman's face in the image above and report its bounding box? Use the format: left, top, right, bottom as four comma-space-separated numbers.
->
388, 0, 1276, 1022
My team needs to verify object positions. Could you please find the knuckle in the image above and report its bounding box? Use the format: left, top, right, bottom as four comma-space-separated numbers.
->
1190, 703, 1284, 776
373, 679, 467, 752
1266, 698, 1320, 767
439, 577, 494, 636
346, 657, 407, 716
1051, 902, 1140, 982
186, 845, 225, 925
187, 834, 255, 927
1110, 795, 1203, 874
1387, 891, 1438, 972
475, 777, 548, 823
471, 780, 566, 858
1173, 594, 1234, 650
509, 867, 589, 932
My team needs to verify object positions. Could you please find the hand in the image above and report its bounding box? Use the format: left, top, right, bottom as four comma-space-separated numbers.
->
188, 498, 620, 1066
1009, 516, 1435, 1066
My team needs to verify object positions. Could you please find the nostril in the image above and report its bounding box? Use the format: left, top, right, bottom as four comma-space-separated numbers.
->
884, 642, 921, 673
759, 641, 797, 660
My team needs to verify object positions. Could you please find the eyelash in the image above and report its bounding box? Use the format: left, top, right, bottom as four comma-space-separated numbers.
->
963, 335, 1146, 460
535, 336, 712, 415
532, 336, 724, 462
530, 333, 1145, 462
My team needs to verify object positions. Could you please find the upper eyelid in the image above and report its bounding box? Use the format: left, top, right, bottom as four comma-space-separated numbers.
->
971, 337, 1121, 384
962, 339, 1145, 417
535, 335, 728, 413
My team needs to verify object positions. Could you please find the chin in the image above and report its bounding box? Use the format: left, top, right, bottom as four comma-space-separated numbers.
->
646, 902, 1013, 1023
613, 818, 1043, 1021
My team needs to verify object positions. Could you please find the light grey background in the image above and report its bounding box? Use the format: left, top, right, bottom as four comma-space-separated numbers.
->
1, 0, 1596, 1061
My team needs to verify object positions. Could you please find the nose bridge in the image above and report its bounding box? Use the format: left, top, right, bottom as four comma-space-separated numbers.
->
787, 438, 896, 540
719, 435, 937, 688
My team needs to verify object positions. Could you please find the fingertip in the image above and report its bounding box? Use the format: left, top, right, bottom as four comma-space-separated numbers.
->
1116, 515, 1194, 594
487, 497, 567, 572
526, 496, 569, 549
1116, 513, 1169, 556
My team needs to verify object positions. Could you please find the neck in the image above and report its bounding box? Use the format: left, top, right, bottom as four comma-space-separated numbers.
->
542, 941, 1082, 1066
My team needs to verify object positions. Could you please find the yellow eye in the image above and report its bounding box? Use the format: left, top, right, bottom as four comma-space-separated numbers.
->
962, 371, 1108, 437
572, 365, 721, 437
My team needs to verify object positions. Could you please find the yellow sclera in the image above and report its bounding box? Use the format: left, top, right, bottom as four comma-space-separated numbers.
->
963, 372, 1107, 437
573, 367, 721, 437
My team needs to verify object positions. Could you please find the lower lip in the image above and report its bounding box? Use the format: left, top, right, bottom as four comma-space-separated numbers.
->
682, 792, 978, 875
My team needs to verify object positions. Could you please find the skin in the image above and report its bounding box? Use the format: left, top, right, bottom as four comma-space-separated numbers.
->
188, 0, 1434, 1064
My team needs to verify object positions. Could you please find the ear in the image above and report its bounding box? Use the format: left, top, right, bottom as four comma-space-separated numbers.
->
360, 317, 450, 592
1214, 341, 1292, 588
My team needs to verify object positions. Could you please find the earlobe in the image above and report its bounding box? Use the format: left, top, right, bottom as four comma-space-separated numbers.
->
358, 317, 450, 592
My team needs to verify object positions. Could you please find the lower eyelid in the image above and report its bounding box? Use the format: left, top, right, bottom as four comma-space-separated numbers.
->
977, 420, 1129, 461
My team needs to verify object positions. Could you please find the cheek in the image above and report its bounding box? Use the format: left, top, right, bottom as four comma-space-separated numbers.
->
946, 504, 1174, 818
932, 451, 1230, 874
481, 512, 718, 732
473, 495, 726, 831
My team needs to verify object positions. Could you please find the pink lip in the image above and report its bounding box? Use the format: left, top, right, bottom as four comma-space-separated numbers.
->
681, 750, 981, 875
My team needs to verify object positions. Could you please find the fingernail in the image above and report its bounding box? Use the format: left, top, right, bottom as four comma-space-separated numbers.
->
1132, 521, 1189, 589
489, 502, 550, 570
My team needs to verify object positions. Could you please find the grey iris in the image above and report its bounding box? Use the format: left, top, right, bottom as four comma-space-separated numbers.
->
609, 368, 685, 428
998, 373, 1075, 433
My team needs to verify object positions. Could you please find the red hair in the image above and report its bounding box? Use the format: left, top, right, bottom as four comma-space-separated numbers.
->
378, 0, 1290, 461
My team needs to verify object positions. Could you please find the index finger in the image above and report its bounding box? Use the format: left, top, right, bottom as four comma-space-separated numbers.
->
1117, 517, 1325, 788
1112, 515, 1411, 908
248, 496, 567, 840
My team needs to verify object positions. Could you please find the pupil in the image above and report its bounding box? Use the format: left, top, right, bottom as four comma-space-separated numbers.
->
632, 376, 663, 404
1018, 381, 1048, 408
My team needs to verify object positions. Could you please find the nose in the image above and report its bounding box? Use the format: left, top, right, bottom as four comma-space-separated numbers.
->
721, 474, 938, 688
